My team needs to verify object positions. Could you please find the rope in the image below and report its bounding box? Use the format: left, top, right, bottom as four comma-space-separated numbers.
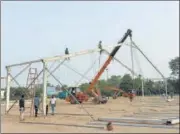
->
46, 68, 95, 121
47, 59, 66, 78
63, 63, 91, 82
132, 45, 145, 104
90, 52, 97, 77
48, 61, 57, 71
75, 56, 99, 86
133, 48, 143, 76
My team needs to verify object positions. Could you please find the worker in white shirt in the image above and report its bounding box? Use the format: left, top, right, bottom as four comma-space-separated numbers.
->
50, 95, 56, 115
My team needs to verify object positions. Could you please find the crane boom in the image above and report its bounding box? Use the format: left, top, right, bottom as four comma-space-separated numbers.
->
87, 29, 132, 93
105, 86, 124, 92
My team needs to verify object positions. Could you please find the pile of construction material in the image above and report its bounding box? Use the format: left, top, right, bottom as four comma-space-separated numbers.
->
87, 111, 179, 130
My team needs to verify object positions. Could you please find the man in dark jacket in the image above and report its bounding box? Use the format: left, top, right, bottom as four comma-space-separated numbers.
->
65, 47, 70, 60
34, 95, 40, 117
19, 94, 25, 121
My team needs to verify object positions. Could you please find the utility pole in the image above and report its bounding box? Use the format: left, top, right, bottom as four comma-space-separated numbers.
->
130, 36, 135, 88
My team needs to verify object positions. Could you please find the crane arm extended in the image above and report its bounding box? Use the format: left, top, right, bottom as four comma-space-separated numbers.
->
104, 86, 124, 92
105, 86, 134, 97
87, 29, 132, 93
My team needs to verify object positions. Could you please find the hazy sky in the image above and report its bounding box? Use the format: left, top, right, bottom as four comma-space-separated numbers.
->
1, 1, 179, 87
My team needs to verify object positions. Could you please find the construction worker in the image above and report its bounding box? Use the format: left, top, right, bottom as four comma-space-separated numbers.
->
34, 95, 40, 117
71, 87, 76, 96
46, 96, 49, 116
50, 95, 56, 115
98, 41, 103, 54
65, 47, 70, 60
129, 89, 135, 102
98, 41, 102, 49
19, 94, 25, 121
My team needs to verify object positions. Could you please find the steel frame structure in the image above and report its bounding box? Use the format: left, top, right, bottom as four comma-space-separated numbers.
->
5, 43, 130, 116
5, 36, 167, 116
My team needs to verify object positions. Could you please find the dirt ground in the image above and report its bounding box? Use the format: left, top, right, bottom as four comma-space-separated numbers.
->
1, 96, 179, 133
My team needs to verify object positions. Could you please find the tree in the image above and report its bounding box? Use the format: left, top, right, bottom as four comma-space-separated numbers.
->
107, 75, 121, 87
119, 74, 133, 91
143, 79, 155, 95
47, 81, 53, 87
35, 88, 43, 97
168, 56, 179, 94
4, 87, 30, 100
169, 57, 179, 77
133, 76, 143, 95
167, 78, 179, 94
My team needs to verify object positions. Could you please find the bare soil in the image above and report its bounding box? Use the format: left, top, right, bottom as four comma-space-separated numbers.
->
1, 96, 179, 133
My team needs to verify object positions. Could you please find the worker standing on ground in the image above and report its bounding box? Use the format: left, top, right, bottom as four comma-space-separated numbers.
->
46, 96, 49, 116
50, 95, 56, 115
129, 89, 135, 103
65, 47, 70, 60
34, 95, 40, 117
19, 94, 25, 121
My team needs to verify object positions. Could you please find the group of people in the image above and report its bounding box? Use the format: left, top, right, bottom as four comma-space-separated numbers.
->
19, 94, 57, 121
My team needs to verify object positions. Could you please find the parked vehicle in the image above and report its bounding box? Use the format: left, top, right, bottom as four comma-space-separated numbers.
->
65, 87, 89, 104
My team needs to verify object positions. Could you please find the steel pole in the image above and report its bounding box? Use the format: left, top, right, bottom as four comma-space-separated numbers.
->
42, 61, 47, 116
141, 77, 144, 98
132, 41, 167, 97
130, 37, 135, 88
165, 78, 168, 98
5, 67, 11, 113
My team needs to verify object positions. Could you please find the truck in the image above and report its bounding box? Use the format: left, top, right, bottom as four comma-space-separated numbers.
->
65, 87, 89, 104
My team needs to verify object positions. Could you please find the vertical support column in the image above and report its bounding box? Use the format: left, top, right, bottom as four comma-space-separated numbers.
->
5, 67, 11, 113
140, 76, 145, 112
42, 61, 47, 116
141, 77, 144, 98
130, 38, 135, 88
164, 78, 168, 98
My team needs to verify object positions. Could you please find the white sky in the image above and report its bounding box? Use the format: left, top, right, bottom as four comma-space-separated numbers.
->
1, 1, 179, 87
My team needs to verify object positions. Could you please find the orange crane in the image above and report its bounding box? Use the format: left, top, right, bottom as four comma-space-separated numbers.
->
104, 86, 127, 99
87, 29, 132, 104
104, 86, 136, 99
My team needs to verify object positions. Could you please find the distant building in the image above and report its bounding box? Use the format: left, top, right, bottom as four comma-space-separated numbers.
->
47, 86, 59, 96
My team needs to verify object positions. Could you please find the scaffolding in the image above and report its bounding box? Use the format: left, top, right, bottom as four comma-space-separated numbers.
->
26, 68, 39, 116
4, 29, 168, 117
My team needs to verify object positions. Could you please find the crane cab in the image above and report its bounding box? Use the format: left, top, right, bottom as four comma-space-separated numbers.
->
66, 87, 89, 104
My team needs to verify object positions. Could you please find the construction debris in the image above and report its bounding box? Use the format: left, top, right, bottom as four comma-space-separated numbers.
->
98, 117, 167, 125
166, 118, 179, 125
21, 121, 105, 129
88, 121, 179, 130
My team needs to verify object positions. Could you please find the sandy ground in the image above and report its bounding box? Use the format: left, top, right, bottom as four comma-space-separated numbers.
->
1, 96, 179, 133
